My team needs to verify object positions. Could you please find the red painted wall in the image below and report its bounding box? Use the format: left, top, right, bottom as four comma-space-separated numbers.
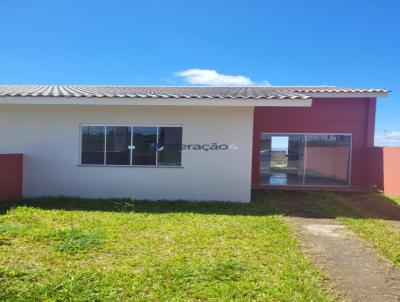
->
382, 148, 400, 196
252, 98, 376, 186
367, 147, 384, 190
0, 154, 23, 202
368, 147, 400, 196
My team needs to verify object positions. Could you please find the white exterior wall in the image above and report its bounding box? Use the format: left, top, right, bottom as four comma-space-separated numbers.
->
0, 104, 254, 202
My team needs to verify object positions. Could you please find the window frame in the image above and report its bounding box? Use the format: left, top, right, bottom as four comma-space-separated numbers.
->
79, 124, 183, 168
259, 132, 352, 187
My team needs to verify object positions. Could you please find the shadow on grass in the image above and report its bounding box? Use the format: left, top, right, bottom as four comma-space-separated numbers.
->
0, 190, 280, 217
333, 191, 400, 221
267, 190, 400, 221
1, 190, 399, 220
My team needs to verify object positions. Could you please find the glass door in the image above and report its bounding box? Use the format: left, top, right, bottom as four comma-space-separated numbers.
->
304, 134, 351, 186
260, 133, 351, 186
260, 134, 305, 185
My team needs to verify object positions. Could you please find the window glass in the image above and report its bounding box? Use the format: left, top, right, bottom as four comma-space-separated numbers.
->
81, 125, 183, 167
260, 134, 305, 185
81, 126, 105, 164
260, 133, 351, 186
106, 126, 131, 165
132, 127, 157, 165
158, 127, 182, 166
304, 134, 351, 186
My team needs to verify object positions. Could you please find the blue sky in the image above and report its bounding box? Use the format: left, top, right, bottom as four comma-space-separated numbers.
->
0, 0, 399, 145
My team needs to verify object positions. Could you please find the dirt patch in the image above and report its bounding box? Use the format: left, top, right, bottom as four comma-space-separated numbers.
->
304, 224, 347, 238
288, 217, 400, 302
264, 190, 338, 218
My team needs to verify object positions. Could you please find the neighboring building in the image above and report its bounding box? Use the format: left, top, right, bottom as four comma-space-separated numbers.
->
0, 86, 388, 202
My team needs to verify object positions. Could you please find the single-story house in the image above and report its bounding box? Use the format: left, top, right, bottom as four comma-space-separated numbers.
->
0, 85, 389, 202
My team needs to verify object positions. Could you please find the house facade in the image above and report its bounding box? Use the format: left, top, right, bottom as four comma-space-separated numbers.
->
253, 97, 377, 188
0, 86, 388, 202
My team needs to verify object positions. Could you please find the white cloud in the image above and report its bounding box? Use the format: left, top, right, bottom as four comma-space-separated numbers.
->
375, 131, 400, 147
258, 80, 272, 86
175, 69, 270, 86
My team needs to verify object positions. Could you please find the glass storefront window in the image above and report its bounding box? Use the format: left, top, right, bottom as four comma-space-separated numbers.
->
260, 133, 351, 186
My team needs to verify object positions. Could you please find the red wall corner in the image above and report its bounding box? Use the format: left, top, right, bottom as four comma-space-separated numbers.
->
366, 98, 377, 148
0, 154, 23, 202
367, 147, 384, 189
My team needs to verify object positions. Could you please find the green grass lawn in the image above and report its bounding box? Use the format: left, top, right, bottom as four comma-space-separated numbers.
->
390, 194, 400, 206
303, 191, 400, 268
0, 196, 335, 302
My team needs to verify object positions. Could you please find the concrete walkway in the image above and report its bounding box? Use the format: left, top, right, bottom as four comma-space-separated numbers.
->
287, 217, 400, 302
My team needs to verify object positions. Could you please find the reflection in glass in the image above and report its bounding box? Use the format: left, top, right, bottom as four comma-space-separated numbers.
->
304, 135, 351, 186
158, 127, 182, 166
81, 126, 105, 164
81, 125, 183, 167
106, 127, 131, 165
260, 133, 351, 186
133, 127, 157, 165
260, 134, 305, 185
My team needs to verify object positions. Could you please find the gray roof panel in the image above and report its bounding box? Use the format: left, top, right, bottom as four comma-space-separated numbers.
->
0, 85, 389, 99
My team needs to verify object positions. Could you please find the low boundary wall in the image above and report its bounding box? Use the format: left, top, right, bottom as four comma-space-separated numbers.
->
368, 147, 400, 196
0, 154, 23, 202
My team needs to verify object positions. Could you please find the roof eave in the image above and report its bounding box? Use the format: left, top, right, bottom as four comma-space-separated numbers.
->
304, 92, 389, 98
0, 96, 313, 107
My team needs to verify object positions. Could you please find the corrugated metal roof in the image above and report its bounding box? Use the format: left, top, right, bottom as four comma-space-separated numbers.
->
0, 85, 389, 99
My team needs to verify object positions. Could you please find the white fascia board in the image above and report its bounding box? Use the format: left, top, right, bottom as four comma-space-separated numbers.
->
305, 92, 388, 98
0, 97, 313, 107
